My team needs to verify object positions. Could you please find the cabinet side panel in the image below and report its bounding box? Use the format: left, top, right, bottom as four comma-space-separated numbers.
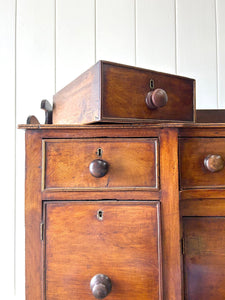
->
25, 131, 43, 299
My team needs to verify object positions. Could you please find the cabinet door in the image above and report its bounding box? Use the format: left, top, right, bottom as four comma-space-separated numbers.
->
44, 201, 162, 299
183, 217, 225, 300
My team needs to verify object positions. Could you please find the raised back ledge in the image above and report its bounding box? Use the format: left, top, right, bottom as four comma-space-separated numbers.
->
18, 122, 225, 130
196, 109, 225, 123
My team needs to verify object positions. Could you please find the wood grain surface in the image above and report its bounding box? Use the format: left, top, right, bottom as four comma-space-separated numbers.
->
102, 62, 195, 122
25, 131, 44, 299
183, 217, 225, 300
179, 138, 225, 189
53, 61, 195, 124
159, 128, 182, 300
180, 199, 225, 217
53, 61, 100, 124
44, 201, 162, 299
44, 138, 158, 190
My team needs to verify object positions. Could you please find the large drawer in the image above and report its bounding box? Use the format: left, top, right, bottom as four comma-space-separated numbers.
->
43, 138, 158, 191
53, 61, 195, 124
44, 201, 162, 299
183, 217, 225, 300
179, 138, 225, 189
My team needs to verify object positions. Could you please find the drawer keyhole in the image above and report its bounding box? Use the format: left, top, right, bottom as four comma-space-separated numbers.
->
150, 79, 154, 90
96, 148, 103, 157
97, 209, 104, 221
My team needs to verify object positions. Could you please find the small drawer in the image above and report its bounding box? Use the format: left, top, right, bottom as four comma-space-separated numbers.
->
44, 201, 162, 299
179, 138, 225, 189
43, 138, 158, 191
53, 61, 195, 124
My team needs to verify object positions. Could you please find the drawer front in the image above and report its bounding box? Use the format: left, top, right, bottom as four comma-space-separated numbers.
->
44, 201, 162, 299
179, 138, 225, 189
102, 62, 195, 122
43, 138, 158, 190
183, 217, 225, 300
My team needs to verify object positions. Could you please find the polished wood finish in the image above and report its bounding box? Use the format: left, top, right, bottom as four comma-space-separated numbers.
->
25, 131, 43, 299
43, 138, 158, 190
44, 201, 162, 299
183, 217, 225, 300
53, 61, 195, 124
179, 138, 225, 189
180, 189, 225, 200
18, 122, 225, 131
53, 62, 100, 124
179, 124, 225, 300
180, 199, 225, 217
21, 120, 225, 300
160, 128, 182, 300
196, 109, 225, 123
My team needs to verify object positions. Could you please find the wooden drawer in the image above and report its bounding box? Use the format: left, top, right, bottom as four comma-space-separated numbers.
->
53, 61, 195, 124
179, 138, 225, 189
183, 217, 225, 300
43, 138, 158, 191
44, 201, 162, 299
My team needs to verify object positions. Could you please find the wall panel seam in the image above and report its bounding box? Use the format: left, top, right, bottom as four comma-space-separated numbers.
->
175, 0, 178, 74
215, 0, 219, 108
54, 0, 56, 94
94, 0, 97, 63
134, 0, 137, 66
14, 0, 17, 294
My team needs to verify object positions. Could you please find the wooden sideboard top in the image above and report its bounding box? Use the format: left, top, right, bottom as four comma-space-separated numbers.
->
18, 122, 225, 130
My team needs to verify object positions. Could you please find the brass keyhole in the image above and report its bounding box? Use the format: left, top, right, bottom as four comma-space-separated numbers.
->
96, 148, 103, 157
97, 209, 104, 221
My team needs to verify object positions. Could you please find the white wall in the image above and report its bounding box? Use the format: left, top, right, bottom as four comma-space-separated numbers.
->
1, 0, 225, 298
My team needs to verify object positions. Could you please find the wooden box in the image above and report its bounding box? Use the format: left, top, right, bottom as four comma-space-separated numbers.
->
53, 61, 195, 124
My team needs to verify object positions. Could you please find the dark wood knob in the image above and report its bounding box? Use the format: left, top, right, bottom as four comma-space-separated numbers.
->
204, 154, 224, 172
90, 274, 112, 299
146, 88, 168, 109
89, 159, 109, 178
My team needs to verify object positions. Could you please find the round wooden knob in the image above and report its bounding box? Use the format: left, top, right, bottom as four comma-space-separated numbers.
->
204, 154, 224, 172
90, 274, 112, 299
89, 159, 109, 178
146, 88, 168, 109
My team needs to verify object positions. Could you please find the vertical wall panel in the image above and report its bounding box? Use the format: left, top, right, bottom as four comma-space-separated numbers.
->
17, 0, 55, 124
177, 0, 217, 108
56, 0, 95, 91
16, 0, 55, 298
136, 0, 176, 74
96, 0, 135, 65
217, 0, 225, 108
0, 0, 15, 298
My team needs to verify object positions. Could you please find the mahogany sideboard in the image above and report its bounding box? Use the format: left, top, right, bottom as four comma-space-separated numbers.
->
19, 122, 225, 300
